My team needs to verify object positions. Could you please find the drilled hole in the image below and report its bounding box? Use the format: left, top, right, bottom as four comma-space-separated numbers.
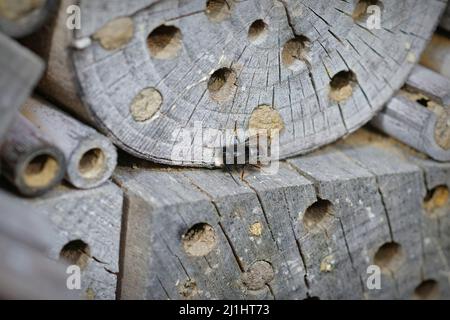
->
373, 242, 404, 273
423, 185, 449, 217
182, 223, 217, 257
414, 279, 440, 300
207, 67, 237, 102
147, 25, 182, 60
248, 19, 268, 44
78, 148, 105, 179
59, 239, 91, 270
303, 199, 334, 230
329, 70, 357, 102
281, 35, 311, 70
205, 0, 232, 22
242, 261, 274, 291
23, 154, 60, 188
352, 0, 383, 21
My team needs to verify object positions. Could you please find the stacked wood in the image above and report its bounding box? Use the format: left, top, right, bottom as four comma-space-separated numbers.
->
0, 0, 57, 38
1, 114, 66, 197
371, 65, 450, 162
114, 129, 450, 300
20, 182, 123, 300
22, 98, 118, 189
0, 32, 43, 143
0, 190, 74, 299
29, 0, 446, 167
420, 34, 450, 79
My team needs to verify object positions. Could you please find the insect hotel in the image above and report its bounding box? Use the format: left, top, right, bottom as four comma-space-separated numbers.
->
1, 0, 450, 300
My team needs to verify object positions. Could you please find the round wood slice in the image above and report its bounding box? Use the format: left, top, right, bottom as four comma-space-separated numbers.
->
69, 0, 446, 167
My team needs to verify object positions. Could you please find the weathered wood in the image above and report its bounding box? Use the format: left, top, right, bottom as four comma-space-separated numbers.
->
0, 0, 57, 38
0, 190, 75, 299
21, 97, 118, 189
0, 32, 43, 143
1, 181, 124, 299
371, 66, 450, 162
339, 128, 450, 299
115, 130, 450, 300
31, 0, 445, 167
1, 114, 66, 197
440, 2, 450, 33
420, 34, 450, 79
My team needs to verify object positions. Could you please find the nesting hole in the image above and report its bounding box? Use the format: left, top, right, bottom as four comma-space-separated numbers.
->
147, 25, 182, 60
416, 97, 430, 107
281, 35, 311, 70
59, 239, 91, 270
303, 199, 334, 230
242, 261, 274, 291
207, 67, 237, 102
423, 185, 449, 216
182, 223, 217, 257
413, 280, 440, 300
373, 242, 404, 273
78, 148, 106, 179
248, 19, 268, 44
205, 0, 232, 22
329, 70, 357, 102
23, 154, 60, 188
352, 0, 383, 21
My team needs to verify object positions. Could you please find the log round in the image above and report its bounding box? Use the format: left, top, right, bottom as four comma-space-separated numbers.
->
57, 0, 447, 166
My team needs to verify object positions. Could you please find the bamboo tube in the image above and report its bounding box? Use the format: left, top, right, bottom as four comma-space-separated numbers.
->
1, 114, 65, 197
21, 98, 117, 189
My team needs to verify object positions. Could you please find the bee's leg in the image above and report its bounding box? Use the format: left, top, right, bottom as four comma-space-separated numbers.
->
240, 166, 246, 180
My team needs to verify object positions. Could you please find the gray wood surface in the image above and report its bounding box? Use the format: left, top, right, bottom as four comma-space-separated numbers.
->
0, 32, 43, 143
371, 65, 450, 162
114, 129, 450, 300
1, 182, 124, 299
34, 0, 445, 167
0, 190, 75, 299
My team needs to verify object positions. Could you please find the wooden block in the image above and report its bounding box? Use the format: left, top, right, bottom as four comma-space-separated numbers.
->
0, 33, 43, 143
0, 190, 74, 299
116, 132, 450, 299
2, 182, 124, 300
336, 136, 425, 299
31, 0, 445, 166
338, 129, 450, 300
0, 0, 57, 38
371, 66, 450, 162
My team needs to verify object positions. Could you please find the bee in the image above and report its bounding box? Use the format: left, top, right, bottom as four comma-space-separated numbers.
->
215, 122, 266, 182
